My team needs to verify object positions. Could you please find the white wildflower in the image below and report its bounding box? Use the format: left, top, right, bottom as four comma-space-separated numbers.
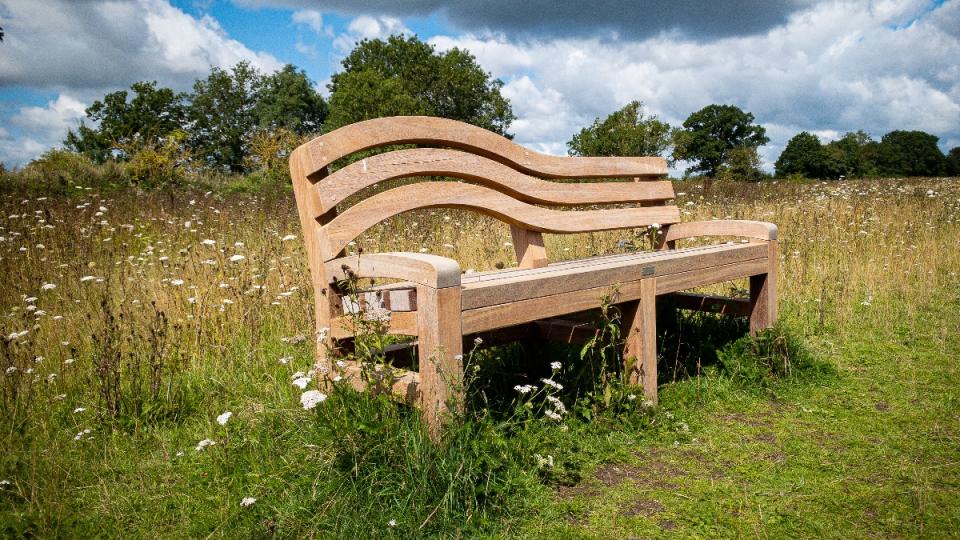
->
513, 384, 536, 394
73, 407, 86, 413
240, 497, 257, 507
473, 336, 483, 346
74, 428, 92, 441
228, 254, 245, 262
300, 390, 327, 410
79, 276, 97, 282
540, 378, 563, 390
170, 279, 185, 286
278, 356, 292, 365
281, 234, 297, 242
544, 409, 562, 421
195, 438, 216, 451
550, 361, 562, 370
388, 519, 397, 527
216, 411, 233, 425
292, 376, 312, 390
41, 283, 56, 291
201, 239, 216, 246
6, 367, 17, 374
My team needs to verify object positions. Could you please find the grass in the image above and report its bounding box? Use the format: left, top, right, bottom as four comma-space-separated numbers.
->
1, 176, 959, 537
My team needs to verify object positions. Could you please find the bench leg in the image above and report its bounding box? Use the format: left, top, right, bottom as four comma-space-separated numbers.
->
749, 240, 779, 334
416, 285, 464, 440
622, 277, 658, 405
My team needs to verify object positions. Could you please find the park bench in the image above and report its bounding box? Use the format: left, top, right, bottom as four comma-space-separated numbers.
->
289, 116, 778, 435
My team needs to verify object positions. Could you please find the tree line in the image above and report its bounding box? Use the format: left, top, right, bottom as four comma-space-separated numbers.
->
40, 34, 960, 188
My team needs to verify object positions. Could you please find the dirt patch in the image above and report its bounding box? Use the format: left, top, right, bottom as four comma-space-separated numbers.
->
556, 452, 683, 500
765, 451, 786, 464
875, 401, 889, 412
621, 498, 666, 517
659, 519, 677, 530
717, 412, 773, 428
751, 431, 777, 444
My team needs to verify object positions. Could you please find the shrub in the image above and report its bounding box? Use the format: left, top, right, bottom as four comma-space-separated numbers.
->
716, 322, 831, 388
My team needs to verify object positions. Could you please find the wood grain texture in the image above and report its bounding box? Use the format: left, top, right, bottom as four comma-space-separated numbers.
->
301, 116, 667, 179
319, 182, 681, 260
316, 148, 674, 212
622, 278, 658, 403
749, 240, 778, 334
665, 292, 752, 316
510, 227, 549, 269
326, 252, 462, 289
417, 285, 464, 439
335, 360, 421, 405
330, 311, 418, 339
663, 220, 778, 243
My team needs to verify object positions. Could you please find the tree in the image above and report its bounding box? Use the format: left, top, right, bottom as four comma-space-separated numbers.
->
672, 104, 769, 177
946, 147, 960, 176
187, 62, 262, 172
719, 146, 765, 182
254, 64, 327, 135
825, 130, 876, 178
64, 81, 186, 163
877, 130, 947, 177
326, 35, 514, 135
567, 101, 671, 157
775, 131, 826, 178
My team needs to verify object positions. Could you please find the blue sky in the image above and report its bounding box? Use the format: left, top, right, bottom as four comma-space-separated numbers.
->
1, 0, 958, 171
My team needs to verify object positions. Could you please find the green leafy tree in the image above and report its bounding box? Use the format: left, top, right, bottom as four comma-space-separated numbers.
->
672, 104, 769, 177
64, 81, 186, 163
825, 130, 876, 178
567, 101, 671, 157
187, 62, 262, 172
775, 132, 826, 178
876, 130, 947, 177
254, 64, 328, 135
946, 147, 960, 176
719, 146, 765, 182
326, 35, 514, 135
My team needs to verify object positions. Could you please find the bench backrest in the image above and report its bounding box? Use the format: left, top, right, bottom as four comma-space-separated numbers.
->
289, 116, 679, 281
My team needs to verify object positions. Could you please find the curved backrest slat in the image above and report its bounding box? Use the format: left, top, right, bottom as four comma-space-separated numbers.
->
300, 116, 667, 180
316, 148, 675, 213
319, 182, 681, 260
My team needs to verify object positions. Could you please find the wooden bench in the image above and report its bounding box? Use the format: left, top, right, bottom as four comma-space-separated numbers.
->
289, 116, 778, 435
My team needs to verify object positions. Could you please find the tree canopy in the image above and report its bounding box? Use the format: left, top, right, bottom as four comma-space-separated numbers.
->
567, 101, 671, 157
876, 130, 947, 177
672, 104, 769, 177
326, 35, 514, 135
775, 132, 828, 178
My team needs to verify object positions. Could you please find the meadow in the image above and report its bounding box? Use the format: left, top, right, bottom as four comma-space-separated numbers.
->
1, 176, 959, 538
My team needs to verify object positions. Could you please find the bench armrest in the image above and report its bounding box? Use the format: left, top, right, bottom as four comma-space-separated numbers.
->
325, 252, 462, 289
663, 220, 778, 244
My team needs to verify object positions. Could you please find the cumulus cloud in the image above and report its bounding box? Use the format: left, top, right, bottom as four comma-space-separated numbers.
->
0, 95, 88, 166
332, 15, 411, 52
0, 0, 281, 92
234, 0, 815, 41
430, 1, 960, 170
292, 9, 331, 36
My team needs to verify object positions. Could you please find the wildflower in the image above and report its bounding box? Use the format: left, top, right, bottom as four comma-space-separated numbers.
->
292, 376, 312, 390
170, 279, 185, 286
546, 395, 566, 413
74, 428, 92, 441
41, 283, 56, 291
278, 356, 292, 365
73, 407, 86, 413
388, 519, 397, 527
228, 254, 245, 262
195, 438, 216, 451
281, 234, 297, 241
240, 497, 257, 508
301, 390, 327, 410
316, 327, 330, 341
550, 361, 561, 370
627, 394, 637, 401
216, 411, 233, 425
649, 223, 661, 229
540, 378, 563, 390
6, 367, 17, 374
8, 330, 29, 340
201, 239, 216, 246
335, 360, 347, 369
473, 336, 483, 346
0, 480, 10, 486
292, 371, 306, 379
79, 276, 97, 282
544, 409, 562, 421
175, 451, 184, 457
513, 384, 536, 394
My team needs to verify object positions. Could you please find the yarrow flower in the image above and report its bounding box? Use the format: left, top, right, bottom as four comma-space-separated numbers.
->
228, 254, 245, 262
513, 384, 536, 394
195, 438, 216, 451
240, 497, 257, 507
216, 411, 233, 425
292, 376, 312, 390
550, 361, 562, 370
300, 390, 327, 410
540, 378, 563, 390
544, 409, 562, 421
281, 234, 297, 241
41, 283, 56, 291
201, 239, 216, 246
170, 279, 185, 286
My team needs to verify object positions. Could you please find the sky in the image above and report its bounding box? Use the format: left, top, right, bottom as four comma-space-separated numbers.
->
0, 0, 958, 173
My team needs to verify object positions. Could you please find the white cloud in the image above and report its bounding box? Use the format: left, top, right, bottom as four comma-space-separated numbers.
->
430, 1, 960, 172
0, 95, 88, 166
333, 16, 411, 52
292, 9, 331, 36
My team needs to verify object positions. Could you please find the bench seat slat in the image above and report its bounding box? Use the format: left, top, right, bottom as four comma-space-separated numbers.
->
320, 182, 681, 260
317, 148, 673, 212
301, 116, 666, 180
